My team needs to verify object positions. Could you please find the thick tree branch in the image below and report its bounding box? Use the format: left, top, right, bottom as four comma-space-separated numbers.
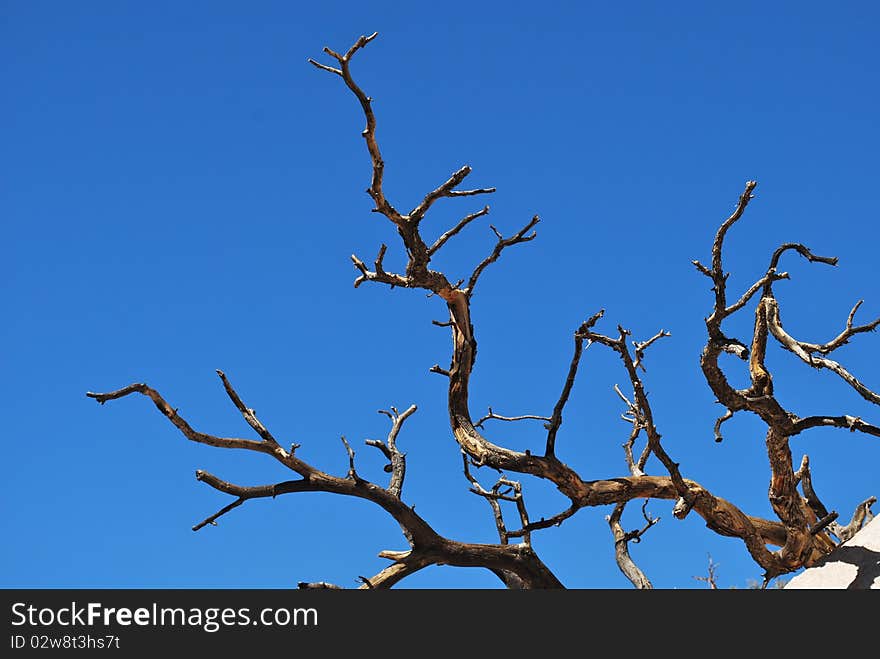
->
607, 502, 656, 589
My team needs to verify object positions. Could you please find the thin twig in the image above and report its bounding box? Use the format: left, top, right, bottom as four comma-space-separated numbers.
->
466, 216, 539, 296
474, 406, 551, 430
428, 205, 491, 255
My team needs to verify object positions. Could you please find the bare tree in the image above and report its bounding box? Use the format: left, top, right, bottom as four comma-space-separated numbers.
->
87, 33, 877, 589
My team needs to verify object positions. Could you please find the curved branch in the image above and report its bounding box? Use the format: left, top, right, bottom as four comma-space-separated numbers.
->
309, 32, 402, 222
765, 297, 880, 405
86, 383, 274, 456
793, 414, 880, 438
465, 216, 539, 296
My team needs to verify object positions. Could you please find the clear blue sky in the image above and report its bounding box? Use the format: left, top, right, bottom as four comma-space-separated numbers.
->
2, 1, 878, 589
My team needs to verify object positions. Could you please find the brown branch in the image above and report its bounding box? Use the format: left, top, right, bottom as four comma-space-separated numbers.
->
305, 40, 872, 583
713, 409, 734, 443
709, 180, 758, 309
465, 216, 539, 296
765, 296, 880, 405
409, 166, 494, 224
803, 299, 880, 354
698, 182, 761, 417
793, 414, 880, 438
622, 422, 645, 477
192, 497, 245, 531
309, 32, 403, 222
462, 454, 513, 544
428, 205, 490, 255
474, 406, 551, 430
775, 299, 879, 356
350, 253, 409, 289
439, 282, 792, 574
725, 271, 789, 317
632, 329, 671, 372
364, 405, 416, 498
86, 383, 275, 456
355, 555, 432, 589
509, 504, 581, 537
810, 511, 839, 536
792, 455, 842, 553
607, 503, 653, 589
580, 323, 690, 501
194, 463, 563, 588
767, 242, 839, 274
340, 436, 359, 481
215, 370, 278, 445
545, 321, 593, 457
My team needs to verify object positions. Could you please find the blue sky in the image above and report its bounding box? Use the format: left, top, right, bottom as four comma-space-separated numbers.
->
2, 1, 878, 589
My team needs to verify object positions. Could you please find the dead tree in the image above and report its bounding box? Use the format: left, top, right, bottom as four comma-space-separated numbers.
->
87, 33, 877, 589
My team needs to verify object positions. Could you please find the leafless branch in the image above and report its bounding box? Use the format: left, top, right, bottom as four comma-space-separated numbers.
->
340, 436, 360, 481
725, 271, 789, 317
580, 322, 690, 502
709, 180, 758, 306
694, 555, 720, 589
714, 409, 734, 443
309, 32, 403, 222
607, 503, 654, 589
800, 459, 876, 543
632, 329, 671, 372
793, 414, 880, 438
215, 370, 278, 445
764, 296, 880, 405
428, 205, 490, 255
86, 383, 275, 456
474, 406, 551, 430
465, 216, 539, 296
509, 504, 581, 537
364, 404, 416, 498
809, 511, 839, 536
545, 323, 593, 457
767, 242, 839, 273
192, 497, 245, 532
462, 454, 512, 544
792, 299, 879, 355
622, 424, 645, 477
350, 253, 409, 289
409, 166, 494, 224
